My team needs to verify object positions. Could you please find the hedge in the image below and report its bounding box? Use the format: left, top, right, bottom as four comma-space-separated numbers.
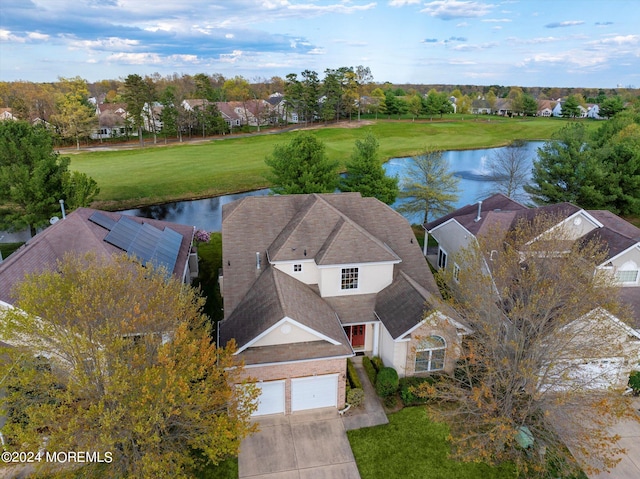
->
629, 370, 640, 395
362, 356, 377, 385
347, 388, 365, 408
375, 367, 399, 398
372, 356, 384, 373
347, 358, 363, 389
399, 376, 437, 406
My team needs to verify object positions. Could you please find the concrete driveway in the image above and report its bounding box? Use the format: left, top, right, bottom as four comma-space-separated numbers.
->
588, 397, 640, 479
238, 408, 360, 479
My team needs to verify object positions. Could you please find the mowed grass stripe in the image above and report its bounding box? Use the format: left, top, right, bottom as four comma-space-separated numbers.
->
68, 118, 593, 209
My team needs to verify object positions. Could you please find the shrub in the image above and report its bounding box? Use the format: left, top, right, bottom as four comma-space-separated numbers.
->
384, 395, 397, 408
372, 356, 384, 373
375, 367, 399, 398
399, 376, 436, 406
362, 356, 377, 385
194, 229, 211, 243
347, 358, 362, 389
629, 370, 640, 395
347, 388, 365, 408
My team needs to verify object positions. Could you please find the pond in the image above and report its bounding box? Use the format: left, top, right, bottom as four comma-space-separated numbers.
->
120, 142, 544, 231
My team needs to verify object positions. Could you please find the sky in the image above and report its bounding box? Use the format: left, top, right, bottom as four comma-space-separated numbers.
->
1, 0, 639, 88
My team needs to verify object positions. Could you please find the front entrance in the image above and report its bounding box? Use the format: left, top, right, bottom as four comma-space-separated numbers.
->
344, 324, 365, 349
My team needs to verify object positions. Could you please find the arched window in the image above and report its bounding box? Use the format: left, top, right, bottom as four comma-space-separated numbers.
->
415, 336, 446, 372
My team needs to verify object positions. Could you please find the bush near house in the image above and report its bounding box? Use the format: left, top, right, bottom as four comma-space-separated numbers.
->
347, 388, 365, 408
375, 367, 399, 398
629, 371, 640, 396
399, 376, 438, 406
371, 356, 384, 373
362, 356, 377, 384
347, 358, 363, 389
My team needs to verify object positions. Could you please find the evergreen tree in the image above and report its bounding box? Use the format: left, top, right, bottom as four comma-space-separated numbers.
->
340, 132, 399, 205
265, 132, 339, 194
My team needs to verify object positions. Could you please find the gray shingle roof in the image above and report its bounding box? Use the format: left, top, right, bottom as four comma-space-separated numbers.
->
0, 208, 194, 304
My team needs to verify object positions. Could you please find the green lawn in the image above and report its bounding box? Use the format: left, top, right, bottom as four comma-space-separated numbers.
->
67, 117, 593, 210
348, 407, 516, 479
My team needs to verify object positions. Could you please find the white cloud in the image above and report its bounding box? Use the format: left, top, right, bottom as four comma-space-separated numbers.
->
308, 47, 326, 55
389, 0, 420, 5
421, 0, 495, 20
481, 18, 511, 22
545, 20, 584, 29
73, 37, 139, 50
451, 41, 498, 51
219, 50, 243, 63
27, 32, 50, 41
225, 33, 235, 39
107, 52, 163, 64
591, 34, 639, 45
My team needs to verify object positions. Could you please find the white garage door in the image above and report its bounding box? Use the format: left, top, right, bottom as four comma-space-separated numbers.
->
291, 374, 338, 412
253, 380, 285, 416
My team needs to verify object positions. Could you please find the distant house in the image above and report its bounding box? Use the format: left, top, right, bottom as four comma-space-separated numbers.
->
471, 98, 491, 115
92, 103, 129, 139
587, 104, 602, 119
494, 98, 512, 116
425, 193, 640, 390
0, 108, 17, 121
536, 99, 555, 117
219, 193, 469, 416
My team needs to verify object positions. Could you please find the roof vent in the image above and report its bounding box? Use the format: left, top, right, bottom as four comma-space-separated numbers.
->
474, 200, 483, 222
256, 252, 261, 270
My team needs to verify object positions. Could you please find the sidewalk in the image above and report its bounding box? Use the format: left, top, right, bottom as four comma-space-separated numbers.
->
341, 355, 388, 430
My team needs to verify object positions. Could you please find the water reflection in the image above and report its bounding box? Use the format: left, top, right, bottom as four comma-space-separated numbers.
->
120, 142, 544, 231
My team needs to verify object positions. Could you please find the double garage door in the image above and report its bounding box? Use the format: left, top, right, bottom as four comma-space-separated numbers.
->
252, 374, 338, 416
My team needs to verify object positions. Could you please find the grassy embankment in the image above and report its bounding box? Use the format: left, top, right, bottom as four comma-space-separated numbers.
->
69, 117, 586, 211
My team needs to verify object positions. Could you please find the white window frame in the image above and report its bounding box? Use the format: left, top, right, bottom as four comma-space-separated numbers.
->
341, 267, 359, 290
293, 264, 302, 273
616, 260, 639, 285
415, 336, 446, 372
453, 263, 460, 283
437, 247, 448, 270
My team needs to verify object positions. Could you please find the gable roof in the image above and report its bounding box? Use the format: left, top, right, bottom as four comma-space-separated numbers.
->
220, 193, 453, 357
0, 208, 195, 304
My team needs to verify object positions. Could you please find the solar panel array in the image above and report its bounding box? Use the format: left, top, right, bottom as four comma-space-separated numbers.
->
89, 212, 182, 275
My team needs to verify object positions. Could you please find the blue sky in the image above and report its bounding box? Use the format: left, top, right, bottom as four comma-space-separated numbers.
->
1, 0, 639, 88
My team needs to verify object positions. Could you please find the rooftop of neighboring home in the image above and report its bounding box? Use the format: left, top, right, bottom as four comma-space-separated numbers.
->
0, 208, 195, 305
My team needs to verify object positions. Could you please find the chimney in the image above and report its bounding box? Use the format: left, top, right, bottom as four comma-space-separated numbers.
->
474, 200, 482, 222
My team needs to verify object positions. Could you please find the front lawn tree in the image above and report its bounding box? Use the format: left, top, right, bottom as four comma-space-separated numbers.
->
421, 216, 634, 476
340, 132, 399, 205
0, 121, 98, 235
265, 132, 339, 194
397, 147, 460, 223
0, 253, 258, 479
561, 95, 581, 118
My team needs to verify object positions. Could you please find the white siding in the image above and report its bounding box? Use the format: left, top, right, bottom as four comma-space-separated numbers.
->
252, 320, 322, 347
378, 325, 409, 376
272, 260, 320, 285
318, 263, 395, 297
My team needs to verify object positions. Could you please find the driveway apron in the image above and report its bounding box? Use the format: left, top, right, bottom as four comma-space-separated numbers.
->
239, 408, 360, 479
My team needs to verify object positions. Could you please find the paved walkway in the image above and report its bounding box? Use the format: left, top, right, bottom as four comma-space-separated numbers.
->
341, 355, 389, 431
588, 397, 640, 479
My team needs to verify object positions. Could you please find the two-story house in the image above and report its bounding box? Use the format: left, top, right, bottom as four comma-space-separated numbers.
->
425, 193, 640, 389
218, 193, 470, 416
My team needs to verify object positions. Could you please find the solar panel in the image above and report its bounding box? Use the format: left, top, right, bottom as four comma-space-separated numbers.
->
88, 211, 116, 230
102, 216, 183, 277
104, 216, 141, 251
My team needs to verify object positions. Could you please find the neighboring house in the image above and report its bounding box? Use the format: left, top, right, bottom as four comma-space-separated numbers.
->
449, 96, 457, 113
215, 102, 244, 129
536, 99, 555, 117
0, 208, 198, 311
0, 108, 17, 121
425, 193, 640, 389
493, 98, 512, 116
219, 193, 469, 416
471, 98, 491, 115
587, 103, 602, 119
92, 103, 129, 139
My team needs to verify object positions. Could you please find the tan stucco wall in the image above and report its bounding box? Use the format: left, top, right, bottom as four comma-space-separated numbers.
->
240, 358, 347, 414
273, 260, 319, 285
403, 317, 462, 377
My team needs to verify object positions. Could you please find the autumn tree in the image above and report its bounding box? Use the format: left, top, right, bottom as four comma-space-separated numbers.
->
0, 121, 98, 235
265, 132, 339, 194
419, 215, 634, 477
369, 87, 386, 119
0, 253, 258, 479
51, 76, 97, 149
397, 147, 460, 223
340, 132, 398, 205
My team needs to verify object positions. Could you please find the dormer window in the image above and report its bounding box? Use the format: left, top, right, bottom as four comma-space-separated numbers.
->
341, 267, 359, 290
294, 264, 302, 273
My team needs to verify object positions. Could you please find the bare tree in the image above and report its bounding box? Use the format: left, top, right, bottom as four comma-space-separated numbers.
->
417, 214, 636, 477
485, 140, 532, 201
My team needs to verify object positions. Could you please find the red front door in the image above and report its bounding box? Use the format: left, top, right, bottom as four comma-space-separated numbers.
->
345, 325, 366, 349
